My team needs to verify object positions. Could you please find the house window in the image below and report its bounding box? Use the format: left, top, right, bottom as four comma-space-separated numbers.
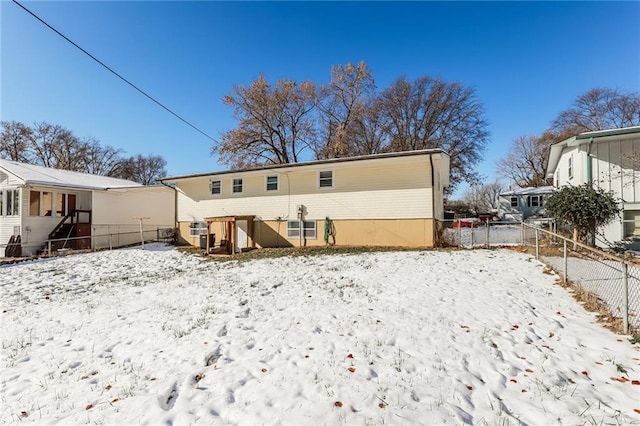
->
0, 191, 3, 216
624, 210, 640, 239
568, 156, 573, 180
266, 175, 278, 191
319, 170, 333, 188
6, 189, 19, 216
528, 195, 542, 208
56, 193, 67, 217
287, 220, 317, 239
210, 179, 221, 196
29, 191, 53, 216
232, 178, 243, 194
42, 192, 52, 216
30, 191, 40, 216
189, 222, 207, 237
510, 197, 518, 207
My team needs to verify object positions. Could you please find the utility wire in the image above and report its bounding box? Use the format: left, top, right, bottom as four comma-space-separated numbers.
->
12, 0, 217, 143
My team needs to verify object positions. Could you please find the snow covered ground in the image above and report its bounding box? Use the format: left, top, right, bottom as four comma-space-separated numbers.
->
1, 245, 639, 425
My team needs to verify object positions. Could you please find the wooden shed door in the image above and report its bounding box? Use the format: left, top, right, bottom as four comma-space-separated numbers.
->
236, 220, 248, 251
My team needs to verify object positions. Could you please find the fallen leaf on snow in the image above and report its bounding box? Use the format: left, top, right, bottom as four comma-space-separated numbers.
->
334, 401, 343, 407
85, 404, 93, 410
525, 369, 534, 373
510, 379, 518, 383
347, 367, 356, 373
105, 384, 112, 390
581, 371, 589, 376
347, 353, 354, 359
632, 380, 640, 385
261, 368, 268, 373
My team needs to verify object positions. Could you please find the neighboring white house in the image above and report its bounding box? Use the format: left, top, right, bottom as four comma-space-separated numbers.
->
0, 160, 175, 257
160, 149, 450, 252
546, 126, 640, 248
498, 186, 555, 221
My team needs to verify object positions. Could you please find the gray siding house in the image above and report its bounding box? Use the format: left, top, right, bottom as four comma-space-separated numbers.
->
498, 186, 555, 221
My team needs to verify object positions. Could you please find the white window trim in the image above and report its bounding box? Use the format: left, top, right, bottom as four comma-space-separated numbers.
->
287, 220, 317, 239
189, 221, 207, 237
210, 179, 222, 196
265, 174, 279, 192
528, 195, 542, 208
232, 177, 244, 195
318, 170, 334, 189
6, 188, 20, 217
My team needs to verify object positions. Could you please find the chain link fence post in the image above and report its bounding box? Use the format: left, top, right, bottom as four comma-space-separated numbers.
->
485, 222, 490, 248
563, 239, 568, 284
622, 262, 629, 334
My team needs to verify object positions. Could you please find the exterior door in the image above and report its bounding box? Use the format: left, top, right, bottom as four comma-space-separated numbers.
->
68, 194, 76, 214
236, 220, 248, 252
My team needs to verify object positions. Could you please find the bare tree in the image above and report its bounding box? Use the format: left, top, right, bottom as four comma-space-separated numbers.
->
213, 74, 317, 169
315, 61, 377, 158
116, 154, 167, 185
463, 181, 503, 213
379, 76, 489, 190
0, 121, 32, 162
552, 88, 640, 133
497, 134, 551, 188
84, 139, 123, 176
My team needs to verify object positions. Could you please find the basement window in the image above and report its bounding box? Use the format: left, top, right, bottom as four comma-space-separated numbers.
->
189, 222, 207, 237
287, 220, 317, 239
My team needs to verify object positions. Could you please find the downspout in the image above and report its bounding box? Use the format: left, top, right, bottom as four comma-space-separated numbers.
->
586, 137, 594, 245
586, 137, 594, 186
160, 180, 178, 238
429, 154, 436, 246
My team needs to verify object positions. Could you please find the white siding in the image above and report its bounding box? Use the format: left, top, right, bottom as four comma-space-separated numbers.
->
174, 154, 439, 223
92, 186, 175, 226
91, 186, 175, 250
177, 187, 433, 222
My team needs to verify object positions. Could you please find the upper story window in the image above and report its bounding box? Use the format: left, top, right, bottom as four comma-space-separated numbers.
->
510, 196, 518, 207
232, 178, 243, 194
266, 175, 278, 192
568, 156, 573, 180
318, 170, 333, 189
528, 195, 542, 208
210, 179, 221, 196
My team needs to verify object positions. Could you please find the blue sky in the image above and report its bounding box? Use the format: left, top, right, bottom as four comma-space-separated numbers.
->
1, 1, 639, 196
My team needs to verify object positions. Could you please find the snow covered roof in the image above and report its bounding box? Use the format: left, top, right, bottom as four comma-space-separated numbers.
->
0, 159, 142, 190
500, 185, 555, 196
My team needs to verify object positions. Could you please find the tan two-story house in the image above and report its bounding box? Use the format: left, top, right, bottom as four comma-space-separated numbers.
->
160, 149, 450, 253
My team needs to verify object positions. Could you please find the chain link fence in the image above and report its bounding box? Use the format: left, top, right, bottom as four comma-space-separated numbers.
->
1, 227, 175, 261
439, 220, 638, 334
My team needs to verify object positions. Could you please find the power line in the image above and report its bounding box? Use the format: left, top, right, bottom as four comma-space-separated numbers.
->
11, 0, 217, 143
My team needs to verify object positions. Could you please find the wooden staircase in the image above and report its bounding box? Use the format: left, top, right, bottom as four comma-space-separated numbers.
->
47, 210, 92, 252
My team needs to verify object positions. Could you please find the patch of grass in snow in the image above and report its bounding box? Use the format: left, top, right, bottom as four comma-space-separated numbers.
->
178, 245, 427, 262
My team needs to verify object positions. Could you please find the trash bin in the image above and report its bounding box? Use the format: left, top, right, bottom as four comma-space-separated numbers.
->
200, 234, 215, 249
